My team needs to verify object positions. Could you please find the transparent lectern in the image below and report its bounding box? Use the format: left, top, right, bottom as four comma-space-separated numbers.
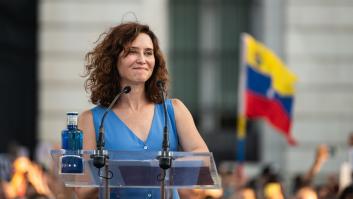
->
51, 150, 221, 199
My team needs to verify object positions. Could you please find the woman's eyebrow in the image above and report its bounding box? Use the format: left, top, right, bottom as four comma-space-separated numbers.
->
129, 46, 153, 50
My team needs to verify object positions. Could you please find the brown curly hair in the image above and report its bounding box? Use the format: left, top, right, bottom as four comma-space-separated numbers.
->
84, 22, 169, 107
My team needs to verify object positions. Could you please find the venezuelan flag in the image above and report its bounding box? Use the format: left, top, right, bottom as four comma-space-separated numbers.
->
241, 34, 297, 145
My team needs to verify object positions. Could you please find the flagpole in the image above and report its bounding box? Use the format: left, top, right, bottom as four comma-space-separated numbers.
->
236, 33, 248, 162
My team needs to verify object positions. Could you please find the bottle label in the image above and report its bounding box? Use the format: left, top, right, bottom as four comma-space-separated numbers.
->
67, 114, 78, 126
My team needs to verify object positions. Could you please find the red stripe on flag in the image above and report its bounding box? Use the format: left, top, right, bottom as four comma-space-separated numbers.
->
245, 90, 296, 145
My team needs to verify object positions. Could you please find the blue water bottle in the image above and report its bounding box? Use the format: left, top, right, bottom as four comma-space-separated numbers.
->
61, 112, 84, 174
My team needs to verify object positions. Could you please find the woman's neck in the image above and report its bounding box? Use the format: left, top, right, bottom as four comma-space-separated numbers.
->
117, 84, 150, 111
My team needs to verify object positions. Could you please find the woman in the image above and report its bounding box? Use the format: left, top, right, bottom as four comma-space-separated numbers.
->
77, 22, 209, 198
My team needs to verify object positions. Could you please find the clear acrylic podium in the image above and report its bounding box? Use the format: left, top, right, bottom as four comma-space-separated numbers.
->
51, 150, 221, 198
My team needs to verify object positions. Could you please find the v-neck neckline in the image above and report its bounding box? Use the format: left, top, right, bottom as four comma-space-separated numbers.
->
110, 105, 156, 144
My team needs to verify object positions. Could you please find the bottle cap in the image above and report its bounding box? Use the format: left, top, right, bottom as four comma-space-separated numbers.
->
67, 112, 78, 116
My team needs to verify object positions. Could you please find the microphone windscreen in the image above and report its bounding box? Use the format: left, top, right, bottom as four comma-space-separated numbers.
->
123, 86, 131, 94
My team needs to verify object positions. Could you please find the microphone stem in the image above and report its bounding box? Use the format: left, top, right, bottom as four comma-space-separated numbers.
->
97, 87, 130, 150
160, 88, 169, 152
93, 86, 130, 169
158, 81, 172, 170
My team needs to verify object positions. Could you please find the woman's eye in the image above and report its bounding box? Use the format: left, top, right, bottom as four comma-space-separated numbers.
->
145, 51, 153, 56
128, 49, 138, 54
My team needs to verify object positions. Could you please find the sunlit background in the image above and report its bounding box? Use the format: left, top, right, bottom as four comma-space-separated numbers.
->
1, 0, 353, 197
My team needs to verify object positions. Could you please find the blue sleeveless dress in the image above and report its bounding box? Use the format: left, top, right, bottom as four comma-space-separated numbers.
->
91, 99, 180, 199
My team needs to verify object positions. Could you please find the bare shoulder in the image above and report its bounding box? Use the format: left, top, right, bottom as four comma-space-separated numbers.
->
170, 98, 192, 118
78, 109, 93, 121
170, 98, 187, 110
78, 110, 93, 126
78, 109, 94, 132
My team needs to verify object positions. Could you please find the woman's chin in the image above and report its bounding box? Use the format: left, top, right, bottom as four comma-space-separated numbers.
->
126, 78, 150, 85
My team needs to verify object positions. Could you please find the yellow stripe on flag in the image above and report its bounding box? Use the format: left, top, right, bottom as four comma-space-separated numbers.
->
244, 34, 297, 96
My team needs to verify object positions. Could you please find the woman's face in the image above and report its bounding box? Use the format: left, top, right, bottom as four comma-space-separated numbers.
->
117, 33, 155, 86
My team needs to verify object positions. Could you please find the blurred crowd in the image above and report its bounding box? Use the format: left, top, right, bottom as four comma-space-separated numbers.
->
1, 133, 353, 199
179, 133, 353, 199
0, 142, 75, 199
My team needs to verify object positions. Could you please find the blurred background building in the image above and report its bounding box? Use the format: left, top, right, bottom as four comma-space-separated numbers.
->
1, 0, 353, 192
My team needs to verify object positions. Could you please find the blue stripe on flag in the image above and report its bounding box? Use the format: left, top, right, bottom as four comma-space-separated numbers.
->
246, 65, 294, 117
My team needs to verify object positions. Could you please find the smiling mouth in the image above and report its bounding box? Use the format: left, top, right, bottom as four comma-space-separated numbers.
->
132, 67, 147, 70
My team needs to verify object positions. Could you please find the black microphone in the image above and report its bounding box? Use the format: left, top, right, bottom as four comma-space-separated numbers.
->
157, 80, 172, 170
92, 86, 131, 169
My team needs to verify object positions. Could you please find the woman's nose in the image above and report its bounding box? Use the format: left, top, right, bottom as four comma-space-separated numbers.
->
136, 53, 146, 64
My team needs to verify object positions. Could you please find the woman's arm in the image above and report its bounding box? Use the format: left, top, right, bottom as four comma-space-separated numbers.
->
172, 99, 209, 152
79, 110, 97, 151
75, 110, 99, 199
173, 99, 211, 197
